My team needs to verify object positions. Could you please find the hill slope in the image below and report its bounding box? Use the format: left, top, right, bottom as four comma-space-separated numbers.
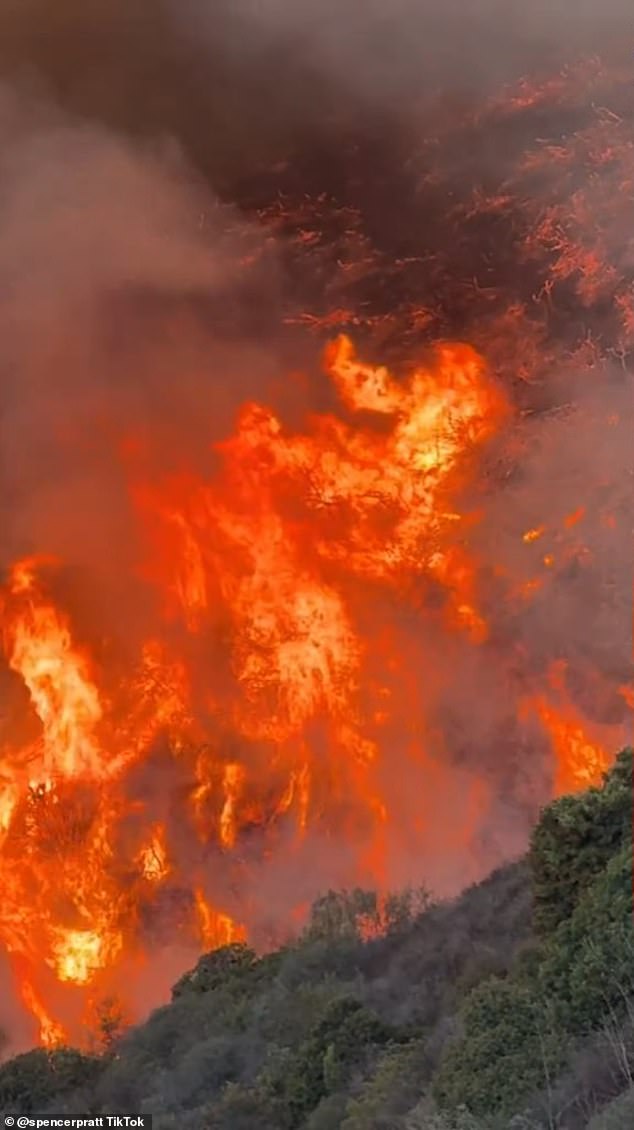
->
0, 748, 631, 1130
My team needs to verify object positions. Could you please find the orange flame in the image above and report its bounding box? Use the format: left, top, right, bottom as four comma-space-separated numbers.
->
2, 559, 104, 783
0, 334, 622, 1045
533, 699, 610, 794
20, 981, 66, 1049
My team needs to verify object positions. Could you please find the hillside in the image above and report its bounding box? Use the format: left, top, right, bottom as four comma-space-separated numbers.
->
0, 748, 631, 1130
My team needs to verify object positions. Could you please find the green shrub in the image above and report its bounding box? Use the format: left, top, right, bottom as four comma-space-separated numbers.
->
433, 978, 563, 1118
0, 1048, 101, 1115
202, 1081, 288, 1130
538, 843, 634, 1033
268, 997, 395, 1126
341, 1041, 426, 1129
171, 943, 258, 998
529, 747, 632, 936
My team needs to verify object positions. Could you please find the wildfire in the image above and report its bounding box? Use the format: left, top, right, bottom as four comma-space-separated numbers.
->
138, 826, 170, 883
20, 981, 66, 1050
2, 559, 104, 784
0, 44, 631, 1051
52, 928, 119, 986
1, 324, 621, 1048
533, 699, 611, 794
195, 891, 247, 952
0, 334, 514, 1043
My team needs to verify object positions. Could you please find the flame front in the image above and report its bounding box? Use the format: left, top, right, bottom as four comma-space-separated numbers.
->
0, 327, 625, 1044
0, 335, 515, 1042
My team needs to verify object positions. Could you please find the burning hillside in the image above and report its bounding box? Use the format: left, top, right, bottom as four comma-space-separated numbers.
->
0, 2, 632, 1051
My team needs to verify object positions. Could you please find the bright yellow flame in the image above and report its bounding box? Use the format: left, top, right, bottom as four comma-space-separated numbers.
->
51, 928, 121, 985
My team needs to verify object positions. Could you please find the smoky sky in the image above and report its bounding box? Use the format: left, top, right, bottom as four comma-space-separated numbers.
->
0, 1, 631, 192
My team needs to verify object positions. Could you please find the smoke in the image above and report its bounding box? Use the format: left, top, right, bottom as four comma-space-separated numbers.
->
177, 0, 633, 101
0, 84, 290, 580
478, 380, 632, 686
2, 1, 629, 195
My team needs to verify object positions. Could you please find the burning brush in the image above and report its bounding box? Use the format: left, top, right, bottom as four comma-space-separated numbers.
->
0, 8, 632, 1051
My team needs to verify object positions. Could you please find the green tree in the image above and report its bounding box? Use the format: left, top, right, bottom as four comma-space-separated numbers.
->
382, 888, 432, 935
304, 889, 380, 942
92, 996, 127, 1052
433, 978, 562, 1118
202, 1081, 287, 1130
341, 1041, 426, 1129
267, 996, 395, 1126
538, 843, 634, 1033
0, 1048, 101, 1115
529, 747, 632, 936
172, 943, 258, 998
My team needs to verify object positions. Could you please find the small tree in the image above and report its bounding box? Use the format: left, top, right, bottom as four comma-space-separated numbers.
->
433, 978, 563, 1119
172, 943, 257, 998
90, 998, 126, 1048
304, 889, 380, 943
529, 747, 632, 935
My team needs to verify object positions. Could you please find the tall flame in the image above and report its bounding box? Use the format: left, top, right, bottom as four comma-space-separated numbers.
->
3, 558, 104, 784
0, 334, 621, 1046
